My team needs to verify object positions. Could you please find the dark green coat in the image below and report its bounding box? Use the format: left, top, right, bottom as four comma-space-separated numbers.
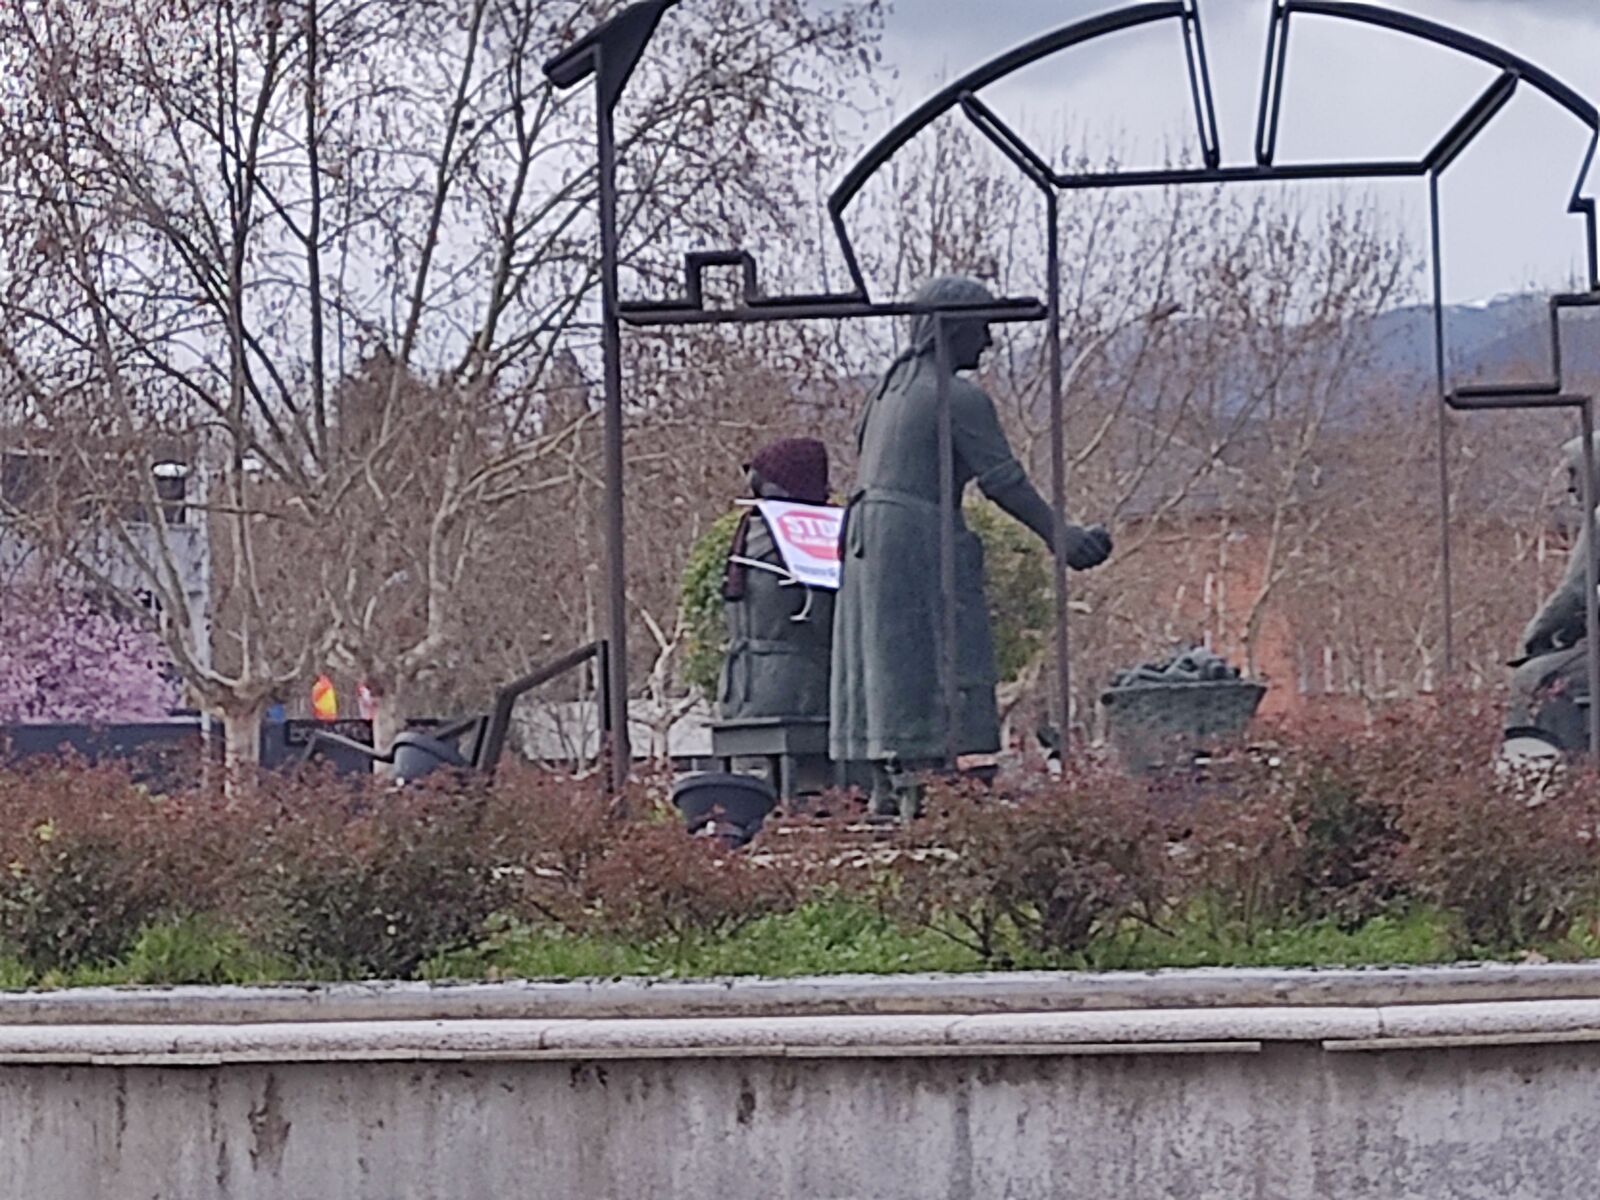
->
718, 516, 833, 721
830, 354, 1050, 763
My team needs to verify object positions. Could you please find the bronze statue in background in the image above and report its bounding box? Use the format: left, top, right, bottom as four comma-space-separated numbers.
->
719, 438, 834, 722
1509, 433, 1599, 749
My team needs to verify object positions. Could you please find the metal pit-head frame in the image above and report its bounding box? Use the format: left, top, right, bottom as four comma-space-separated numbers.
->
548, 0, 1600, 770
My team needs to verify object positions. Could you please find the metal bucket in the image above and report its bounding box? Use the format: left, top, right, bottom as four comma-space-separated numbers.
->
672, 772, 777, 846
1101, 680, 1267, 775
391, 731, 470, 784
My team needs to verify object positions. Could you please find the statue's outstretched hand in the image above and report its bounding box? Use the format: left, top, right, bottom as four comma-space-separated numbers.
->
1520, 601, 1583, 660
1521, 627, 1556, 659
1062, 523, 1113, 571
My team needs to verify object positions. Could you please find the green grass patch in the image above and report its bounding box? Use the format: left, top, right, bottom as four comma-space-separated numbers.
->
1071, 908, 1461, 971
422, 901, 984, 981
0, 901, 1592, 990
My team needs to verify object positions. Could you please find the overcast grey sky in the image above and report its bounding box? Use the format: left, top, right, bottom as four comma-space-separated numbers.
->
855, 0, 1600, 301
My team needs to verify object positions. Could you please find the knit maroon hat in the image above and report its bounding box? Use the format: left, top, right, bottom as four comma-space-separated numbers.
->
723, 438, 832, 601
746, 437, 829, 505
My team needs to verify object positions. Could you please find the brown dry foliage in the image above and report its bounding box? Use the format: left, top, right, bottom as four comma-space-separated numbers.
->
878, 768, 1169, 965
0, 759, 230, 969
1, 696, 1599, 977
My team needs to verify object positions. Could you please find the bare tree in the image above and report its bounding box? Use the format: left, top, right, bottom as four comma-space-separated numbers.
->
0, 0, 882, 766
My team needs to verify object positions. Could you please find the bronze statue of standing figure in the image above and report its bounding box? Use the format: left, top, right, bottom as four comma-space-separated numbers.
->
830, 276, 1113, 816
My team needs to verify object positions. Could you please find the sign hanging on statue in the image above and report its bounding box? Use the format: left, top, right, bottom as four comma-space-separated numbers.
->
755, 499, 844, 591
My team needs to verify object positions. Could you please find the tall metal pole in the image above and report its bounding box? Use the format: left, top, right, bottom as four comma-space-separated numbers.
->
544, 2, 684, 797
596, 58, 632, 794
1580, 400, 1600, 759
1429, 171, 1455, 679
936, 319, 960, 771
1046, 192, 1072, 740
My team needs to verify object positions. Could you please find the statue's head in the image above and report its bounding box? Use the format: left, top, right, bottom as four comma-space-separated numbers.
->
744, 437, 830, 503
909, 275, 995, 372
1560, 433, 1600, 500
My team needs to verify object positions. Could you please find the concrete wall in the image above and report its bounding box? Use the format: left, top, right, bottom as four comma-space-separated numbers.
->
3, 972, 1600, 1198
3, 1039, 1598, 1198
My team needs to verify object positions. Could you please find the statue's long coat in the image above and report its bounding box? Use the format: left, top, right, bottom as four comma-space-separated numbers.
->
829, 354, 1030, 763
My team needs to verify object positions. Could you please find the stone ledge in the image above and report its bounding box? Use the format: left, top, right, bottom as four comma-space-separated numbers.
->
5, 964, 1600, 1026
0, 1000, 1594, 1065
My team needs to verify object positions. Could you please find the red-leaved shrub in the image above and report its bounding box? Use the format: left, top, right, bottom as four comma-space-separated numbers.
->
0, 760, 224, 969
0, 688, 1595, 979
230, 768, 506, 979
486, 764, 628, 930
582, 820, 797, 948
476, 767, 796, 951
1179, 698, 1511, 936
1398, 761, 1600, 951
1178, 777, 1306, 939
883, 767, 1168, 965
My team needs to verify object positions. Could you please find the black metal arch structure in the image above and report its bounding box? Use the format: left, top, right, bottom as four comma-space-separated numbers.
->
548, 0, 1600, 788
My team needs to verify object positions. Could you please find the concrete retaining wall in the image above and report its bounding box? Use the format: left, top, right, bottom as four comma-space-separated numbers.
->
3, 970, 1600, 1198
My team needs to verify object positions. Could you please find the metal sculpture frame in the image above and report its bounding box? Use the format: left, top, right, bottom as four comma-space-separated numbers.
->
548, 0, 1600, 785
303, 640, 610, 777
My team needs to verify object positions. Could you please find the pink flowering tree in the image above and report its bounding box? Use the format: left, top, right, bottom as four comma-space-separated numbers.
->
0, 588, 179, 724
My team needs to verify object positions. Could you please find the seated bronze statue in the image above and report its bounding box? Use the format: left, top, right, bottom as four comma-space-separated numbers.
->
1509, 433, 1599, 749
718, 438, 834, 722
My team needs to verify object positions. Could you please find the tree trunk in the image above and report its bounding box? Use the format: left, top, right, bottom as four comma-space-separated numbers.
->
371, 680, 408, 778
219, 698, 265, 790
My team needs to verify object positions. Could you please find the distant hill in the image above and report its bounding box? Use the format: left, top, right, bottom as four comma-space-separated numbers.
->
1074, 289, 1600, 521
1367, 293, 1600, 389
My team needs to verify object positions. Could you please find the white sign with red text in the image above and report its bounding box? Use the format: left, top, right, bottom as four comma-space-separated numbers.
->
756, 499, 844, 591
